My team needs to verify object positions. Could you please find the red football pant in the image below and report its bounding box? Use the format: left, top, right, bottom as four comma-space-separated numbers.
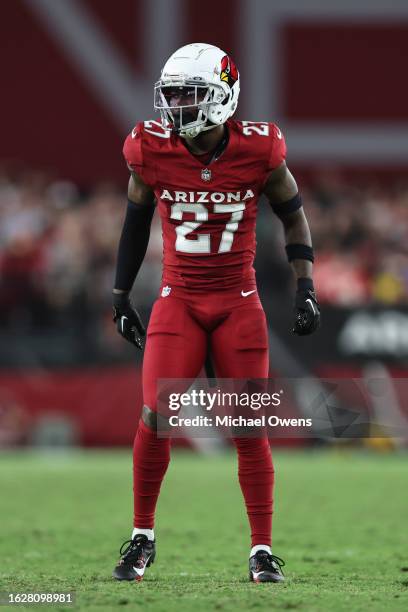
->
133, 285, 274, 546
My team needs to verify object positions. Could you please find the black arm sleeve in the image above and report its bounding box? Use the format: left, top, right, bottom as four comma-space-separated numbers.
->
270, 193, 302, 219
114, 199, 155, 291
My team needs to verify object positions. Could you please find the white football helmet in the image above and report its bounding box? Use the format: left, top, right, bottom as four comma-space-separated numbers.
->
154, 43, 240, 138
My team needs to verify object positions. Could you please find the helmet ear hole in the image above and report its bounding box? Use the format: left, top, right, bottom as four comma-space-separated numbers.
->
221, 92, 230, 106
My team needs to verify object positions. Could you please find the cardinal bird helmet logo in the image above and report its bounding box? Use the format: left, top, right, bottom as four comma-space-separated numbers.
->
220, 55, 238, 89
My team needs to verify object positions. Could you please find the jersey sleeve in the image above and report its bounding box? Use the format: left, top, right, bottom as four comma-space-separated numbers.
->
123, 122, 144, 174
267, 123, 287, 171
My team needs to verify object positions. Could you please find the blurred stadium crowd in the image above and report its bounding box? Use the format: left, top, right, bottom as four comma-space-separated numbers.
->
1, 166, 408, 365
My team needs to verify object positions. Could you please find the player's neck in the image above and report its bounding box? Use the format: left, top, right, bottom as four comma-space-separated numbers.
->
183, 125, 225, 155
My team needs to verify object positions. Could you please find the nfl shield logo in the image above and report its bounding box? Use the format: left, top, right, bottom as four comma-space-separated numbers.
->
201, 168, 211, 182
161, 285, 171, 297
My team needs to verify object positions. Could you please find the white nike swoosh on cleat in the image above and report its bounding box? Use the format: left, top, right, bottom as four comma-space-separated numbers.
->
251, 570, 265, 580
132, 553, 152, 577
241, 290, 256, 297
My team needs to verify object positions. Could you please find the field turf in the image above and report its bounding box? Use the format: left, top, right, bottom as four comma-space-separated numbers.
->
1, 449, 408, 611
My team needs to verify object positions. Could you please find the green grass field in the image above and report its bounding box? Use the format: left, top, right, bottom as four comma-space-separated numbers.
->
1, 449, 408, 611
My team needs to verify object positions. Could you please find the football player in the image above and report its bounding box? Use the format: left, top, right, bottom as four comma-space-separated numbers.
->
112, 43, 320, 583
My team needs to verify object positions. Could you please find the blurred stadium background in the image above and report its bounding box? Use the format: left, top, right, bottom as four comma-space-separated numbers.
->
1, 0, 408, 448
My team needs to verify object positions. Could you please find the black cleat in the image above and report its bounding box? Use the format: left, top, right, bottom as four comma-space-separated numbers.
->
249, 551, 285, 583
112, 534, 156, 581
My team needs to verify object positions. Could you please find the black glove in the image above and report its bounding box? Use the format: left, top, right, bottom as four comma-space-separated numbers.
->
293, 283, 320, 336
112, 292, 145, 349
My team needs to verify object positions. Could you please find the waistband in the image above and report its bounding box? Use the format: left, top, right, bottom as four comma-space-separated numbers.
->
162, 268, 257, 292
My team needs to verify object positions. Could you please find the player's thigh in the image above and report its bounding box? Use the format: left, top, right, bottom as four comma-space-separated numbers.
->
142, 297, 207, 411
210, 307, 269, 378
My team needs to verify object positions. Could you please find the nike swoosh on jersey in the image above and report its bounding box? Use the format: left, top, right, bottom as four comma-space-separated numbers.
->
276, 127, 282, 139
241, 290, 256, 297
131, 127, 138, 138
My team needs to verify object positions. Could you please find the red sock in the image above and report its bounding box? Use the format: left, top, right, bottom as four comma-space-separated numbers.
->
233, 437, 274, 547
133, 419, 171, 529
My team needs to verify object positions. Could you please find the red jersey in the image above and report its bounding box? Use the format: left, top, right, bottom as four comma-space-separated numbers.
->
123, 119, 286, 290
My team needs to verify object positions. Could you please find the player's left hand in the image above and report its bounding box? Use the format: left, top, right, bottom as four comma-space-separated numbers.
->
112, 292, 146, 349
292, 288, 320, 336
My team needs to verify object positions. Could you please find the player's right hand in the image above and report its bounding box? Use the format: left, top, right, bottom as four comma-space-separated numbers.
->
112, 292, 145, 349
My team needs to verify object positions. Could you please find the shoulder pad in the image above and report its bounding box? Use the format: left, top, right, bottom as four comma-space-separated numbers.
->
268, 122, 287, 170
123, 122, 143, 172
142, 120, 171, 140
233, 120, 286, 170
